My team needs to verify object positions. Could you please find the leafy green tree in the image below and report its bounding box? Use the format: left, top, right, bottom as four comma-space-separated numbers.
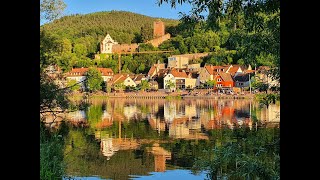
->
85, 67, 103, 92
67, 79, 80, 91
166, 80, 176, 91
141, 24, 153, 42
114, 83, 125, 92
179, 42, 188, 54
73, 44, 87, 57
190, 45, 197, 53
139, 80, 150, 91
205, 80, 216, 88
74, 58, 93, 68
159, 0, 279, 81
203, 47, 210, 52
256, 93, 277, 108
57, 55, 72, 73
136, 63, 146, 74
138, 43, 156, 52
40, 0, 66, 23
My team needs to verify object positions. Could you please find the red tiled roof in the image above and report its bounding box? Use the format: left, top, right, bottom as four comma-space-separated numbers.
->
217, 72, 234, 82
97, 68, 114, 76
66, 67, 114, 77
134, 74, 146, 81
112, 74, 131, 84
66, 68, 88, 77
227, 65, 242, 74
204, 65, 226, 75
147, 64, 166, 76
170, 69, 188, 78
148, 66, 156, 76
244, 70, 255, 73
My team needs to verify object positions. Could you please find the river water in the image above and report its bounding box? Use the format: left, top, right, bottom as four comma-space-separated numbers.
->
59, 98, 279, 180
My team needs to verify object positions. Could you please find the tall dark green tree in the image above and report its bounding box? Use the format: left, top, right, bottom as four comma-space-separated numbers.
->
85, 67, 103, 92
141, 24, 153, 42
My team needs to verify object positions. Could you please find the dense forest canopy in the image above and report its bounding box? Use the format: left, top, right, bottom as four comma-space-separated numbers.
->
158, 0, 280, 79
41, 11, 179, 44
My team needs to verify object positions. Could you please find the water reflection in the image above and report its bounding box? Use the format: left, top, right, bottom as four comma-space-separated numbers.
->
146, 143, 171, 172
60, 98, 279, 179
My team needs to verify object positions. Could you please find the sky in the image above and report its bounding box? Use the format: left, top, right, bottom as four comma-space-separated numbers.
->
62, 0, 193, 20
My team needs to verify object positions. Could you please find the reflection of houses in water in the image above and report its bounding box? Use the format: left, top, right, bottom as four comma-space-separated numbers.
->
185, 103, 199, 119
100, 137, 119, 160
164, 102, 176, 122
221, 105, 236, 129
96, 110, 113, 128
259, 104, 280, 123
148, 114, 166, 132
201, 100, 256, 130
168, 117, 207, 139
147, 143, 171, 172
123, 105, 139, 120
66, 110, 88, 127
205, 119, 222, 130
41, 112, 65, 125
100, 136, 140, 160
169, 123, 189, 138
66, 110, 86, 122
164, 102, 198, 123
235, 117, 253, 130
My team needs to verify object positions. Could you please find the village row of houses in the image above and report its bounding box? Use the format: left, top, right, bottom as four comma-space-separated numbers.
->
46, 52, 278, 92
145, 54, 278, 92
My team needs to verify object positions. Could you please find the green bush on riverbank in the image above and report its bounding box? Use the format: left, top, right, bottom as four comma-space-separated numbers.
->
255, 93, 280, 108
165, 95, 182, 100
40, 122, 69, 179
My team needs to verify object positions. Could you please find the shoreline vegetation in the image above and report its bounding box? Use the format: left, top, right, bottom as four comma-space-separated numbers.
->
67, 91, 258, 101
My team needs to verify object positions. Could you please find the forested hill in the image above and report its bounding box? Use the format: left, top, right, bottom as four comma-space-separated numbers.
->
41, 11, 179, 44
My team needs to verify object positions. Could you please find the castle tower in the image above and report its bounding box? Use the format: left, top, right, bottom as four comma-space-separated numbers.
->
153, 19, 165, 38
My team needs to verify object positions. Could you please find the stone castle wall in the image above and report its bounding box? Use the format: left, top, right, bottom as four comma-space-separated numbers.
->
146, 33, 171, 47
112, 43, 139, 53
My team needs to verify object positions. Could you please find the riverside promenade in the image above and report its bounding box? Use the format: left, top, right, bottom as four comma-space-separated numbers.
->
70, 89, 255, 100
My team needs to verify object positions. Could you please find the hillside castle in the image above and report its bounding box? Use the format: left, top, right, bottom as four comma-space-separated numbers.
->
99, 19, 170, 54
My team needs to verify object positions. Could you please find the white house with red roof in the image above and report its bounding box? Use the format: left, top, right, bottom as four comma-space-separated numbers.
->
110, 73, 136, 90
65, 67, 114, 90
163, 68, 196, 91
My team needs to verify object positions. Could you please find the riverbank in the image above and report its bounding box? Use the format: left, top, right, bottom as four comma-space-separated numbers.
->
67, 91, 255, 101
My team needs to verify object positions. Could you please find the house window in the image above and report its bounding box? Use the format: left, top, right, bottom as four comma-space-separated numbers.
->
217, 78, 222, 82
216, 84, 222, 87
127, 80, 130, 82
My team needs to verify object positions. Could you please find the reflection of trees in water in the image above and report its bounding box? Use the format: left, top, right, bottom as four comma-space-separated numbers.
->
63, 99, 279, 179
161, 139, 214, 169
193, 127, 280, 180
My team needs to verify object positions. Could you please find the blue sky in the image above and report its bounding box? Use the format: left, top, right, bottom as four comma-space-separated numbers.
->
62, 0, 193, 20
